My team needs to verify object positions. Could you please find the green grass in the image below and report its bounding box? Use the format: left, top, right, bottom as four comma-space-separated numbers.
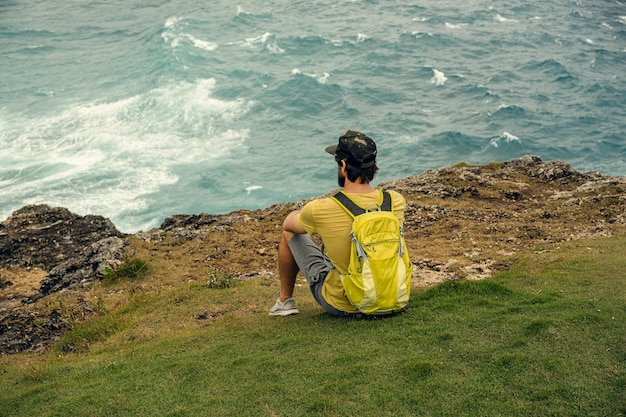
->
102, 258, 150, 285
1, 236, 625, 417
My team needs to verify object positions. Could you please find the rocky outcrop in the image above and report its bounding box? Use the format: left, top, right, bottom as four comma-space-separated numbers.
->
0, 205, 127, 300
381, 156, 625, 286
0, 308, 70, 354
0, 205, 125, 270
1, 205, 127, 353
38, 236, 127, 298
504, 155, 587, 182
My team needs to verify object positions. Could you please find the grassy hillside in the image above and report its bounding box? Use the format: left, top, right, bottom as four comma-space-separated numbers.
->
1, 235, 624, 417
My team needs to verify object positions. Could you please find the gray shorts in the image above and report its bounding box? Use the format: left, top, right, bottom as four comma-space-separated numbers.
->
288, 234, 355, 317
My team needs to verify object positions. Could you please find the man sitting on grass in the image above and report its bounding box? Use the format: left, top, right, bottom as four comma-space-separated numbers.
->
269, 130, 408, 317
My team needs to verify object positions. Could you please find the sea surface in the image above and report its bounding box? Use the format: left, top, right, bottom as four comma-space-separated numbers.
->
1, 0, 625, 232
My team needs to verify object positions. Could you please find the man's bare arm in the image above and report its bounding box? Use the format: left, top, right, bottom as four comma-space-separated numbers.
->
283, 210, 307, 235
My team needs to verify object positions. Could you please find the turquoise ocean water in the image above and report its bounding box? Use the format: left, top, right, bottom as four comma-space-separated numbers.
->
1, 0, 625, 232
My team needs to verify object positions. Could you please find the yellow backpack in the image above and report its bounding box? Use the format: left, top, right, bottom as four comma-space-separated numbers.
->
331, 190, 412, 315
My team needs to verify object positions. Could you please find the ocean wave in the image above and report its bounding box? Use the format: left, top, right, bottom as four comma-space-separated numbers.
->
161, 16, 218, 51
286, 34, 333, 51
430, 68, 447, 86
243, 32, 273, 46
232, 5, 272, 22
404, 31, 462, 48
245, 185, 263, 195
427, 131, 484, 152
264, 73, 344, 117
0, 78, 252, 232
490, 132, 521, 148
494, 14, 519, 24
489, 104, 527, 119
586, 82, 626, 109
230, 32, 284, 54
589, 48, 626, 72
398, 131, 485, 169
444, 22, 467, 30
523, 59, 574, 83
479, 132, 527, 160
291, 69, 330, 84
357, 33, 370, 43
1, 29, 57, 37
12, 44, 57, 54
457, 83, 499, 102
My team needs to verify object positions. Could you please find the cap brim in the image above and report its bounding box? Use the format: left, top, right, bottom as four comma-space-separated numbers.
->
325, 145, 337, 155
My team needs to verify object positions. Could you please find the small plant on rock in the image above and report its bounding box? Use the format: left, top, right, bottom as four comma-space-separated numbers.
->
103, 258, 150, 285
207, 268, 236, 289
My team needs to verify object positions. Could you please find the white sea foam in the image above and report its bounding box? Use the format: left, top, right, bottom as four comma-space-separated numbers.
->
162, 18, 183, 47
490, 132, 521, 148
161, 17, 218, 51
494, 14, 518, 24
617, 16, 626, 25
430, 69, 447, 86
291, 69, 330, 84
0, 78, 251, 232
412, 31, 434, 38
245, 185, 263, 194
164, 16, 183, 28
187, 35, 218, 51
266, 42, 285, 54
318, 72, 330, 83
244, 32, 272, 46
238, 32, 283, 53
445, 22, 467, 29
357, 33, 369, 42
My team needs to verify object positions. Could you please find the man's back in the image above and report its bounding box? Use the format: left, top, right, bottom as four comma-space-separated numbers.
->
297, 189, 406, 312
270, 129, 410, 317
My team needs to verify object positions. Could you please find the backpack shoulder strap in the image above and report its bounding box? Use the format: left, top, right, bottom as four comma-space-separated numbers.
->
331, 190, 392, 218
380, 190, 392, 212
331, 192, 363, 219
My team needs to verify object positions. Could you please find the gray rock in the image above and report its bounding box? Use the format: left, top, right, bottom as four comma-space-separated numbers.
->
0, 204, 125, 270
504, 156, 584, 182
38, 236, 127, 297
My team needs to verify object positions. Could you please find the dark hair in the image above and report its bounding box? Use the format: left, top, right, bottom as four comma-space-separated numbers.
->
336, 156, 378, 183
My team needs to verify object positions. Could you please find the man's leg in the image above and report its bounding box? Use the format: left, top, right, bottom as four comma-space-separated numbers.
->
275, 234, 352, 317
278, 229, 299, 302
269, 229, 301, 316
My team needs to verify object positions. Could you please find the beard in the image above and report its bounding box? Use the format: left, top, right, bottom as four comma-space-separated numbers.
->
337, 170, 346, 188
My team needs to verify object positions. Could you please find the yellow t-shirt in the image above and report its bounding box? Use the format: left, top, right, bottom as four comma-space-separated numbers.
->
297, 189, 406, 313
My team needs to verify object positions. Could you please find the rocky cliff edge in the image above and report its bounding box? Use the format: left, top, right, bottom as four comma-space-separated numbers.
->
1, 156, 625, 354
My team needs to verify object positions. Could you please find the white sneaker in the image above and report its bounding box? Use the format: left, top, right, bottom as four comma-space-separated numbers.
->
269, 297, 299, 316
